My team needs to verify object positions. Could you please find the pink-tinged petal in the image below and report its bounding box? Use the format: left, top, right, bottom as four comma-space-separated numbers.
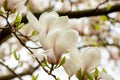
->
39, 11, 59, 32
46, 29, 61, 49
27, 11, 41, 33
6, 0, 22, 11
50, 16, 70, 30
0, 0, 4, 8
91, 71, 114, 80
55, 30, 78, 59
80, 47, 101, 72
63, 59, 78, 77
45, 49, 57, 64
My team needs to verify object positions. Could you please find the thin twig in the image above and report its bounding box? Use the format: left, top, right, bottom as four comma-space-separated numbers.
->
35, 58, 57, 80
25, 0, 29, 5
0, 61, 23, 80
92, 0, 109, 13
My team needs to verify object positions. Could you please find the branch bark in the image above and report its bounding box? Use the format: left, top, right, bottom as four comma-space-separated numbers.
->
0, 3, 120, 45
22, 3, 120, 23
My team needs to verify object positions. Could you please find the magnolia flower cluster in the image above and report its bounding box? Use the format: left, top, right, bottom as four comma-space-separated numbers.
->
27, 11, 114, 80
0, 0, 26, 13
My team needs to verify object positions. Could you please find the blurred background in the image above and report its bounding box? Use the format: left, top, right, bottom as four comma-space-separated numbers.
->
0, 0, 120, 80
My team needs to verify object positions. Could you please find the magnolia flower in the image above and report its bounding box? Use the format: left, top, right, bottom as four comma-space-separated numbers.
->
69, 19, 84, 35
63, 47, 100, 76
44, 29, 78, 64
27, 11, 78, 64
28, 0, 50, 12
4, 0, 26, 12
63, 47, 114, 80
59, 0, 71, 12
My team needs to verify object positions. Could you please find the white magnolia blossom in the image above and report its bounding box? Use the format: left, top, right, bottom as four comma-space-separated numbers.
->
62, 47, 99, 77
0, 0, 26, 13
27, 11, 78, 64
8, 0, 26, 12
63, 47, 101, 76
63, 47, 114, 79
28, 0, 50, 12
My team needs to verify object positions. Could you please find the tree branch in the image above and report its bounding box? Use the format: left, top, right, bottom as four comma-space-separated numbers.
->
59, 3, 120, 18
22, 3, 120, 23
0, 61, 23, 80
0, 3, 120, 45
0, 65, 40, 80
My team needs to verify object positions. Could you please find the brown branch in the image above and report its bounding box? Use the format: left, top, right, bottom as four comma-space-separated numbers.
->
22, 3, 120, 23
0, 27, 12, 45
0, 3, 120, 45
0, 61, 23, 80
59, 3, 120, 18
0, 65, 40, 80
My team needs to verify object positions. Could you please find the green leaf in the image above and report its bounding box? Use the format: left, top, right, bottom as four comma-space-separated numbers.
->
86, 72, 93, 80
57, 57, 66, 67
14, 13, 22, 27
3, 0, 8, 10
100, 16, 108, 22
16, 23, 24, 30
94, 24, 101, 31
102, 68, 107, 73
94, 68, 98, 79
31, 30, 37, 36
106, 4, 112, 11
13, 50, 20, 61
57, 77, 60, 80
0, 10, 4, 15
65, 50, 70, 54
20, 61, 24, 67
41, 59, 47, 67
77, 69, 82, 80
32, 74, 39, 80
93, 43, 99, 47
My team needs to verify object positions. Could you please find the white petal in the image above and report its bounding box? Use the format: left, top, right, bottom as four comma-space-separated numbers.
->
97, 72, 114, 80
46, 29, 61, 48
50, 16, 70, 30
27, 11, 41, 33
63, 59, 78, 77
39, 31, 49, 50
69, 47, 81, 69
91, 71, 114, 80
39, 11, 59, 32
44, 49, 57, 64
16, 3, 27, 13
55, 30, 78, 57
80, 47, 101, 72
